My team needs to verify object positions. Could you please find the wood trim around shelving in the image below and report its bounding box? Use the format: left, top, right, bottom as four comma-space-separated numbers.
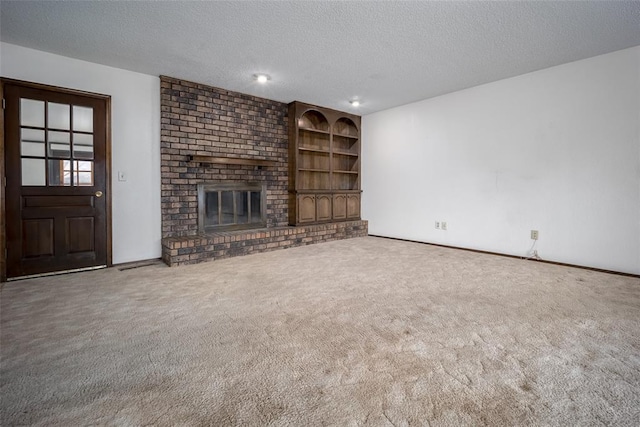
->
189, 155, 278, 167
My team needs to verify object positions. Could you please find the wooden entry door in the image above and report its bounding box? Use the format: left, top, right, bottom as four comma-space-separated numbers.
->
3, 81, 110, 279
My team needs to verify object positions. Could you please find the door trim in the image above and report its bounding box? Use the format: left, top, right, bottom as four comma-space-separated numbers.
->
0, 78, 112, 282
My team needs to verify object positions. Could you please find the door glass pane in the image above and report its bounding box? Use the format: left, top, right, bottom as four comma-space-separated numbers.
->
48, 131, 71, 157
21, 128, 45, 156
221, 191, 234, 224
48, 103, 70, 130
73, 106, 93, 132
22, 158, 46, 186
20, 99, 45, 128
73, 133, 94, 159
75, 161, 93, 186
236, 192, 248, 224
205, 192, 219, 226
250, 191, 262, 223
48, 159, 70, 186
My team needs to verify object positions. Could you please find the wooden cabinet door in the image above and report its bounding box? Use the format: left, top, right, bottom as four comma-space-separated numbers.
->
316, 194, 331, 222
347, 194, 360, 219
297, 194, 316, 223
333, 194, 347, 220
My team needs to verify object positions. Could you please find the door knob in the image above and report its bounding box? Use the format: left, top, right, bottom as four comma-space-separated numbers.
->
95, 191, 103, 198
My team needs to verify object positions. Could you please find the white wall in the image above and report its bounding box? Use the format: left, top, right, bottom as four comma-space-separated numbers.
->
362, 46, 640, 275
1, 42, 161, 264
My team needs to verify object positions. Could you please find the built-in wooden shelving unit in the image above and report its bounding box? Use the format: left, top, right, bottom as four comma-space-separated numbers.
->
288, 101, 361, 225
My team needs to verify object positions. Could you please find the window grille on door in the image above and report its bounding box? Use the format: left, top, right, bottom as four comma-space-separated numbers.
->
19, 98, 94, 186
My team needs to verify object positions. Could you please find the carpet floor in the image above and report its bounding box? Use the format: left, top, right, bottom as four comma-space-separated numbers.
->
1, 236, 639, 426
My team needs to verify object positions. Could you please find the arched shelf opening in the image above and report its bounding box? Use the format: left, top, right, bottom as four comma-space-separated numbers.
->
298, 110, 329, 132
333, 117, 358, 137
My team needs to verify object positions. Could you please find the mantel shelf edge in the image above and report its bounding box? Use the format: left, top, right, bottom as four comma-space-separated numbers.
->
189, 155, 278, 167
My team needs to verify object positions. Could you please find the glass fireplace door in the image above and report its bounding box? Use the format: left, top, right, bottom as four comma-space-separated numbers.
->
198, 183, 266, 232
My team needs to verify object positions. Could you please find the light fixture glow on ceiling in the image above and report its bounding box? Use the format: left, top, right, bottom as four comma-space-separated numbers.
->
350, 100, 361, 107
254, 73, 270, 83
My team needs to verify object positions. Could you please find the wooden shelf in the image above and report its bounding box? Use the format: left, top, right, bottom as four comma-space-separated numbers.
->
299, 147, 330, 154
333, 151, 358, 157
190, 155, 277, 167
299, 127, 330, 135
334, 170, 359, 174
299, 168, 330, 173
334, 133, 359, 140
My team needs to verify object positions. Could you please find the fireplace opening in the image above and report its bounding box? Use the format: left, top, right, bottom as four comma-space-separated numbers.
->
197, 182, 266, 232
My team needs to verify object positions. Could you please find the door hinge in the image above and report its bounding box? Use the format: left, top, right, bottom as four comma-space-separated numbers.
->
2, 176, 5, 187
2, 99, 5, 109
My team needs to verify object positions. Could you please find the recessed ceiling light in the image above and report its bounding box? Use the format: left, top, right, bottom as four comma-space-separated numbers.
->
350, 100, 361, 107
254, 73, 270, 83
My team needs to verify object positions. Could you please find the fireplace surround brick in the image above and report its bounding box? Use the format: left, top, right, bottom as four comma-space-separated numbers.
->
160, 76, 289, 237
160, 76, 368, 266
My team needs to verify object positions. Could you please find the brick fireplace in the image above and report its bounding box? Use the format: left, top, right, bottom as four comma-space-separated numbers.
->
160, 77, 367, 266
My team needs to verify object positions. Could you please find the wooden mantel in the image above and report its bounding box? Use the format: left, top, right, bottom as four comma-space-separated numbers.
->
189, 155, 278, 167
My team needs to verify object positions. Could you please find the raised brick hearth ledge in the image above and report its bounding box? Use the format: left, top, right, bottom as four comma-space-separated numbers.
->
161, 220, 368, 267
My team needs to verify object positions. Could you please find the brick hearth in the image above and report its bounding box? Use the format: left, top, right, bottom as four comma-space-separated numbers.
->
162, 220, 368, 266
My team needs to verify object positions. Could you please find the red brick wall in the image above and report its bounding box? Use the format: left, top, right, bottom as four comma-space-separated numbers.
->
160, 76, 289, 238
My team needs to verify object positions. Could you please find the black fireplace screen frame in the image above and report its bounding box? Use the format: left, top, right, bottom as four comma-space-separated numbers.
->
197, 182, 267, 233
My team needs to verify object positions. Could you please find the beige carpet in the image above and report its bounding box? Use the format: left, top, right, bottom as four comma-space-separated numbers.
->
1, 236, 639, 426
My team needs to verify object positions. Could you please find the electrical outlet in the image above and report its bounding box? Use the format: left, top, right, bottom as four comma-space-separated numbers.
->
441, 221, 447, 230
531, 230, 539, 240
435, 221, 440, 229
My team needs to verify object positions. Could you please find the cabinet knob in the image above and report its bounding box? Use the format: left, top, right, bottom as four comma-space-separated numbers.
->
95, 191, 103, 198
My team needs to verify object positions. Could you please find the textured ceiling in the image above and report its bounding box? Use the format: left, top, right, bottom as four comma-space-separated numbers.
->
1, 1, 639, 115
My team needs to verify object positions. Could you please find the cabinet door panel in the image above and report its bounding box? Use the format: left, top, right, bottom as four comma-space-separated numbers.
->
316, 195, 332, 222
333, 194, 347, 220
297, 194, 316, 223
347, 194, 360, 219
